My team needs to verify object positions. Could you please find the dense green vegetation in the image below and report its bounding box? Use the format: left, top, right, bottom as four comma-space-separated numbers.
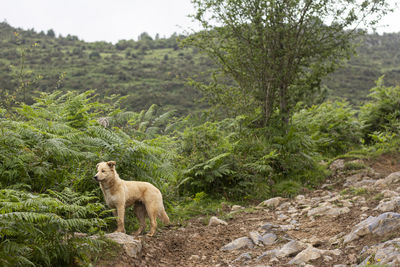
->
0, 0, 399, 264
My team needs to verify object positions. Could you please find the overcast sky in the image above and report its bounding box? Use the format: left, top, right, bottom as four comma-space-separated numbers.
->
0, 0, 399, 44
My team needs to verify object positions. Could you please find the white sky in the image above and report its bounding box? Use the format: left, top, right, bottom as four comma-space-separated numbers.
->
0, 0, 399, 44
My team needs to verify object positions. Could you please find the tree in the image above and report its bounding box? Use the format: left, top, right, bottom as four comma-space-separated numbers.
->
185, 0, 392, 126
47, 29, 55, 37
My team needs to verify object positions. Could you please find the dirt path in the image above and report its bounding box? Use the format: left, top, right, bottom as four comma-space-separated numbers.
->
99, 154, 400, 267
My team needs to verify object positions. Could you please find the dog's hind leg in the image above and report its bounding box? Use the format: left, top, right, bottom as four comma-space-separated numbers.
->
145, 204, 158, 237
133, 202, 147, 236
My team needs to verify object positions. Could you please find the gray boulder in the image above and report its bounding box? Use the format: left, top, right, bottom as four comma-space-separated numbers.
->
357, 238, 400, 267
344, 212, 400, 243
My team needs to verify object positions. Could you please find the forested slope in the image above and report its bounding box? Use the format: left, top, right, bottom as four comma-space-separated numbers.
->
0, 21, 399, 113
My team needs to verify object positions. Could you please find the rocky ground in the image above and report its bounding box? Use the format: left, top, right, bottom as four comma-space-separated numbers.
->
98, 154, 400, 266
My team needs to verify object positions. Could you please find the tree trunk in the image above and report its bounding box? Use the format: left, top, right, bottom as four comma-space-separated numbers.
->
279, 84, 289, 126
264, 84, 274, 126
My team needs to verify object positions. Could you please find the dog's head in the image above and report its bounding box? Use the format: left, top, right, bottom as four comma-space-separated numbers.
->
93, 161, 116, 182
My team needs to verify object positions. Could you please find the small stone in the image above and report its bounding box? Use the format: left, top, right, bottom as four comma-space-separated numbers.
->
249, 231, 263, 246
295, 195, 306, 201
258, 197, 284, 209
324, 255, 333, 261
208, 216, 228, 226
231, 205, 244, 211
261, 233, 277, 245
189, 255, 200, 260
221, 237, 255, 251
277, 213, 289, 221
260, 223, 279, 232
360, 206, 369, 212
330, 159, 345, 172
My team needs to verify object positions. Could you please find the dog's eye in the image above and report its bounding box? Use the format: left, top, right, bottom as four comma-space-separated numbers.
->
102, 170, 105, 173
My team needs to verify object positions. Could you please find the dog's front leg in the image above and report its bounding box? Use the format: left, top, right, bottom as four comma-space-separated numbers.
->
114, 204, 126, 233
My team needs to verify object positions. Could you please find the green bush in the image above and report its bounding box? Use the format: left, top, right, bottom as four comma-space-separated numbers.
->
177, 120, 241, 198
359, 76, 400, 144
293, 100, 361, 156
176, 118, 326, 200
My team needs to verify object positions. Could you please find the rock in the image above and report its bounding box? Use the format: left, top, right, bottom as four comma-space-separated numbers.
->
276, 240, 307, 258
232, 252, 252, 263
208, 216, 228, 226
249, 231, 263, 246
257, 250, 280, 260
341, 199, 353, 207
261, 233, 277, 245
382, 190, 400, 198
288, 246, 323, 265
259, 223, 279, 232
344, 173, 363, 186
330, 159, 345, 172
343, 212, 400, 243
189, 255, 200, 260
288, 206, 298, 213
279, 224, 297, 231
307, 203, 350, 218
375, 171, 400, 187
288, 247, 342, 265
358, 238, 400, 266
360, 206, 369, 212
258, 197, 284, 209
374, 197, 400, 212
277, 213, 290, 221
295, 195, 306, 202
221, 237, 255, 251
231, 205, 244, 211
98, 232, 142, 258
353, 179, 376, 188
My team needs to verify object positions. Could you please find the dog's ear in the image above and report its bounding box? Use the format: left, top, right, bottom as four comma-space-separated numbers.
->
107, 161, 116, 168
96, 163, 100, 168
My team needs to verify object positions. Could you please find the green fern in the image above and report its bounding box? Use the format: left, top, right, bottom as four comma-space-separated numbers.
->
0, 188, 112, 266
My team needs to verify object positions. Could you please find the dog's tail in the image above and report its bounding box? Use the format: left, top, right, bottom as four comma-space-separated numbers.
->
159, 208, 170, 225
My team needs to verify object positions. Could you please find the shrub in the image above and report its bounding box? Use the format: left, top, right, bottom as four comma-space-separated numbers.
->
292, 100, 361, 156
359, 76, 400, 144
176, 118, 326, 200
0, 187, 112, 266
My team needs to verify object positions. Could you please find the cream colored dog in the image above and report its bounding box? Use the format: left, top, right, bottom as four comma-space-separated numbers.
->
94, 161, 169, 236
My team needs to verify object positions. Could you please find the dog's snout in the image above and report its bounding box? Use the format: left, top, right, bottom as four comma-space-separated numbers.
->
93, 175, 98, 181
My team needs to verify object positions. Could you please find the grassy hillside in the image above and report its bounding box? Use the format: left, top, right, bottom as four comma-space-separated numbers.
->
0, 21, 399, 114
326, 33, 400, 104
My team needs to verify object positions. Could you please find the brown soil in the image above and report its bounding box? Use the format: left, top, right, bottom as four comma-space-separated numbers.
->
97, 154, 400, 267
